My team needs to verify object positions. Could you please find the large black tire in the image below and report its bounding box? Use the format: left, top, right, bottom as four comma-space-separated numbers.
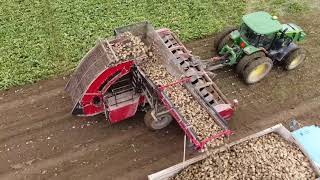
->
243, 57, 273, 84
236, 51, 265, 74
144, 110, 172, 130
283, 48, 306, 70
214, 27, 237, 52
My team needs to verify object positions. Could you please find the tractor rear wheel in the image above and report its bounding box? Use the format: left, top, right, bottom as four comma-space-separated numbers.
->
243, 57, 273, 84
144, 110, 172, 130
283, 48, 306, 70
236, 51, 265, 74
214, 27, 237, 52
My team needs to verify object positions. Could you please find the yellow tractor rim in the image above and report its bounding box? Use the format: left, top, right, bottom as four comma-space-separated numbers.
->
248, 64, 268, 83
289, 55, 302, 69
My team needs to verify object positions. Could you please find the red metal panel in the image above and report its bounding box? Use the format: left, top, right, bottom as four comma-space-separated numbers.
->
213, 104, 234, 121
80, 61, 134, 116
138, 96, 146, 105
108, 98, 140, 123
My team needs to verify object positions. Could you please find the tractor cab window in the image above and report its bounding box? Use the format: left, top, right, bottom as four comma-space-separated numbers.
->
257, 34, 275, 50
240, 23, 259, 46
272, 31, 293, 50
240, 23, 275, 49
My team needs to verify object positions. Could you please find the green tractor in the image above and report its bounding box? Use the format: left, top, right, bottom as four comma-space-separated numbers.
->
213, 11, 306, 84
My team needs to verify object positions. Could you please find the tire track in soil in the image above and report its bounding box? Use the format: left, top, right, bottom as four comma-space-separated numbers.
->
0, 126, 176, 180
0, 77, 184, 180
1, 125, 183, 179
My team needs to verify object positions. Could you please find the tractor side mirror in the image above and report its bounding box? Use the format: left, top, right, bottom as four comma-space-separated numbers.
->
297, 31, 306, 41
279, 28, 288, 39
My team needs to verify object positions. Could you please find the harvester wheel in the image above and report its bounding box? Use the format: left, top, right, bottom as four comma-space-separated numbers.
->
283, 48, 306, 70
243, 57, 273, 84
236, 51, 265, 74
215, 27, 237, 52
144, 110, 172, 130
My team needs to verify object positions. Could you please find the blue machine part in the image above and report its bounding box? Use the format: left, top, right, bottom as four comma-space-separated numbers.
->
292, 125, 320, 167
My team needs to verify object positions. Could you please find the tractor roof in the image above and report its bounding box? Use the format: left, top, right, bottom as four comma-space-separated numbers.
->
242, 11, 282, 35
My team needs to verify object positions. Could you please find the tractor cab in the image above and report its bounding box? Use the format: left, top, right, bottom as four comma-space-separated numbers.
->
239, 11, 282, 50
238, 11, 305, 52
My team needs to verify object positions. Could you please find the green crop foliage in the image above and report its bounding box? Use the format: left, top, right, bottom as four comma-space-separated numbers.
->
287, 2, 307, 13
0, 0, 246, 90
1, 0, 305, 90
249, 0, 309, 15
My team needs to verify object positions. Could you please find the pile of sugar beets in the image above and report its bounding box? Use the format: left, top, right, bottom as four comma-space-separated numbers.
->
171, 133, 316, 180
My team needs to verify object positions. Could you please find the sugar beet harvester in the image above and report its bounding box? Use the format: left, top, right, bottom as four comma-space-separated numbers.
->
65, 22, 237, 149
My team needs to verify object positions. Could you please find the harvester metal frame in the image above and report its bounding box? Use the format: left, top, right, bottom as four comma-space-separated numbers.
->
65, 21, 236, 149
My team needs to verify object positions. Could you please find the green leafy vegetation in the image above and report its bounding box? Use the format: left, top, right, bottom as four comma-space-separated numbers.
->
0, 0, 246, 90
287, 2, 307, 13
0, 0, 308, 90
248, 0, 309, 15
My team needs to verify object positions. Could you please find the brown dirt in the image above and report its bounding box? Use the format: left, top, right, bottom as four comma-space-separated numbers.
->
1, 11, 320, 180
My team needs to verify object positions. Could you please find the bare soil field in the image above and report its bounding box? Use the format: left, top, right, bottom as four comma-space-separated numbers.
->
0, 11, 319, 180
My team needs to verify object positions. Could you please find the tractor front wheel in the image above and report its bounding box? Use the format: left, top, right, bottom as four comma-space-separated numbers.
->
144, 110, 172, 130
214, 27, 237, 52
243, 57, 273, 84
283, 48, 306, 70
